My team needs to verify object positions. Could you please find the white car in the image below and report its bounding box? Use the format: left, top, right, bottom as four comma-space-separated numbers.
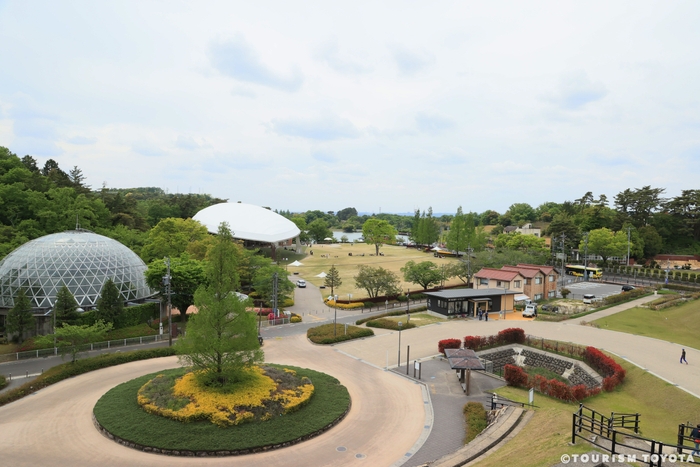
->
296, 280, 306, 288
523, 304, 537, 317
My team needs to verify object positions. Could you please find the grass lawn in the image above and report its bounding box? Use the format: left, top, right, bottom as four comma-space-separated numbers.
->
94, 365, 350, 452
307, 323, 374, 344
0, 343, 19, 355
592, 299, 700, 350
473, 359, 700, 467
290, 243, 467, 299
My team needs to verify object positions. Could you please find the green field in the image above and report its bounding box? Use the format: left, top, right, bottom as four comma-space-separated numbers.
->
592, 299, 700, 350
474, 359, 700, 467
291, 243, 466, 299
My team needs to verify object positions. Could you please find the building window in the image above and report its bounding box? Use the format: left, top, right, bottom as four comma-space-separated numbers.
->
535, 276, 542, 285
548, 291, 556, 298
479, 278, 488, 286
514, 280, 521, 288
497, 281, 502, 287
525, 278, 531, 285
549, 275, 555, 282
438, 299, 447, 309
535, 293, 543, 300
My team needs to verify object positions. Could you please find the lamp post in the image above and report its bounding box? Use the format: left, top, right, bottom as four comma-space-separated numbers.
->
333, 294, 339, 337
665, 260, 670, 285
406, 290, 410, 323
163, 257, 172, 347
397, 321, 403, 368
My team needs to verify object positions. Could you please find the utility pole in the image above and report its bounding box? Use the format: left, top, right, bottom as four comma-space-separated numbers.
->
559, 233, 566, 289
583, 232, 589, 281
466, 243, 473, 287
164, 257, 172, 347
272, 272, 279, 318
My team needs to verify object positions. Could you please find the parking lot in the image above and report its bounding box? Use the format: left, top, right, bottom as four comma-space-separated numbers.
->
559, 279, 628, 300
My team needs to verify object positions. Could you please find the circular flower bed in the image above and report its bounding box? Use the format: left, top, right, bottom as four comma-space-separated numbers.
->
93, 365, 350, 455
137, 366, 314, 427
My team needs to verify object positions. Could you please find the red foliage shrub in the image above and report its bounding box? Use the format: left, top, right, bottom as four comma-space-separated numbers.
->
571, 384, 589, 401
438, 338, 462, 355
463, 335, 486, 350
267, 313, 275, 321
498, 328, 526, 345
547, 380, 573, 401
531, 374, 549, 393
503, 364, 528, 387
584, 346, 626, 391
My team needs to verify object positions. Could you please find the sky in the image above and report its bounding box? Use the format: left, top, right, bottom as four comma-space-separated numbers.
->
0, 1, 699, 215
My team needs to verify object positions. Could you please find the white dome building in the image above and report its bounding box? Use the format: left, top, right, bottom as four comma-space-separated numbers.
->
193, 202, 301, 252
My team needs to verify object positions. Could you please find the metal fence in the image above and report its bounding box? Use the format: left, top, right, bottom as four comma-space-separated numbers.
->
0, 334, 168, 363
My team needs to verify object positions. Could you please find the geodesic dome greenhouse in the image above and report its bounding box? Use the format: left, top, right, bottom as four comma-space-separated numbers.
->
0, 230, 154, 309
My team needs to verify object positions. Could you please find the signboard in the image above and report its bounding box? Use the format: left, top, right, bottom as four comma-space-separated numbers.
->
555, 253, 566, 260
414, 361, 420, 370
528, 387, 534, 405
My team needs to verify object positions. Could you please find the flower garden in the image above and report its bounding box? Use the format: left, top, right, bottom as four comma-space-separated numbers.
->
93, 365, 350, 455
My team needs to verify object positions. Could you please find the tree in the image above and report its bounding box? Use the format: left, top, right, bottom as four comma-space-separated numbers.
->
494, 232, 548, 252
401, 260, 442, 290
253, 264, 294, 307
95, 279, 124, 325
614, 186, 665, 228
290, 216, 310, 243
362, 218, 397, 255
354, 265, 400, 298
546, 214, 580, 251
7, 289, 34, 343
446, 208, 486, 253
504, 203, 536, 225
639, 225, 663, 260
665, 190, 700, 242
145, 255, 207, 322
307, 218, 333, 243
36, 321, 112, 363
176, 221, 263, 386
582, 228, 628, 264
140, 217, 212, 263
336, 207, 358, 221
411, 208, 440, 246
54, 285, 79, 326
324, 265, 343, 297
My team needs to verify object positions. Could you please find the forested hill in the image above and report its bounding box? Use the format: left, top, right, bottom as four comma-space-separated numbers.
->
0, 146, 226, 259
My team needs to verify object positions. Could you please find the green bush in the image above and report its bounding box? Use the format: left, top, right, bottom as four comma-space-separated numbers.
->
602, 287, 649, 305
0, 347, 176, 408
463, 401, 488, 443
307, 324, 374, 344
365, 318, 417, 331
355, 306, 427, 325
0, 374, 7, 390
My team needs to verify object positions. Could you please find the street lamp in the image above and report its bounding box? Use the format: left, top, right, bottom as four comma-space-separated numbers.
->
406, 290, 410, 323
333, 294, 339, 337
163, 257, 172, 347
665, 260, 670, 285
397, 321, 403, 368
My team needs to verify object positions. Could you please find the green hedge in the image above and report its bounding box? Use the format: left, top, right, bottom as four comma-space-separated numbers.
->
0, 374, 7, 390
365, 318, 417, 331
78, 302, 160, 329
0, 347, 176, 408
355, 306, 427, 325
602, 287, 649, 306
307, 324, 374, 344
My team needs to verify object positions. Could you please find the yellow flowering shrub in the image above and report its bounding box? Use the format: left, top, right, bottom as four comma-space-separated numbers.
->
137, 366, 315, 427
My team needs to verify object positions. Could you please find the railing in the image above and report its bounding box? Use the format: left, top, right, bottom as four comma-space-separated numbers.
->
0, 334, 168, 363
572, 404, 693, 466
488, 392, 526, 409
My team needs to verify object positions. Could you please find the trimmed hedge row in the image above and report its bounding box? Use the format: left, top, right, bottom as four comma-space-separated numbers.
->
78, 302, 160, 329
0, 347, 177, 408
602, 288, 649, 306
503, 364, 602, 402
355, 307, 427, 325
365, 319, 416, 331
438, 338, 461, 355
0, 374, 7, 390
463, 328, 526, 351
307, 324, 374, 344
583, 346, 626, 391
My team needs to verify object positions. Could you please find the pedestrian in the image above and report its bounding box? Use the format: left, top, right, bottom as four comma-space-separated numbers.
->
484, 311, 488, 321
681, 348, 688, 364
478, 309, 482, 321
691, 424, 700, 457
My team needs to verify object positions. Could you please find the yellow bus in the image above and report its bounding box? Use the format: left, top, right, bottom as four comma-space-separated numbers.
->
565, 264, 602, 279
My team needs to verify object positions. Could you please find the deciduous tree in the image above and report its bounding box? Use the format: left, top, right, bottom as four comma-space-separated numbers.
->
354, 265, 400, 298
36, 321, 112, 363
401, 260, 442, 290
145, 255, 207, 322
362, 218, 397, 256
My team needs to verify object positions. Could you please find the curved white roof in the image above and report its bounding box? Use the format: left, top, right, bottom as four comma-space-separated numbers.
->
193, 203, 300, 244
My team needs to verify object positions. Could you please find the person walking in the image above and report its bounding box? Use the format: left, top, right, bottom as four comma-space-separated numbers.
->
691, 424, 700, 457
681, 349, 689, 364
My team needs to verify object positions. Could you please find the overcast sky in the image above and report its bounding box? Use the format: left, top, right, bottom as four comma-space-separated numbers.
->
1, 1, 698, 215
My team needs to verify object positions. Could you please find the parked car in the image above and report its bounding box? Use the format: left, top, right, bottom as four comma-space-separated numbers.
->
582, 294, 595, 304
621, 285, 635, 292
523, 304, 537, 317
296, 279, 306, 288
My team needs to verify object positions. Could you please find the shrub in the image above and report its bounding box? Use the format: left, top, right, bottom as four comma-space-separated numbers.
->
603, 288, 648, 306
464, 335, 487, 350
365, 319, 416, 331
463, 402, 488, 443
290, 316, 302, 323
503, 364, 528, 387
306, 324, 374, 345
584, 346, 625, 391
0, 374, 7, 390
355, 307, 427, 325
560, 288, 571, 298
329, 302, 365, 310
438, 338, 461, 355
498, 328, 525, 345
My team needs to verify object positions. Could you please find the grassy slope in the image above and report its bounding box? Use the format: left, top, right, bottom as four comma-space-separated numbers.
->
473, 360, 700, 467
593, 299, 700, 350
93, 365, 350, 451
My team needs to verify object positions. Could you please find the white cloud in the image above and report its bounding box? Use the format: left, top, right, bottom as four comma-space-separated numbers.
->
270, 113, 360, 141
209, 36, 303, 92
66, 135, 97, 145
391, 45, 434, 76
315, 38, 373, 74
415, 112, 455, 133
545, 71, 608, 110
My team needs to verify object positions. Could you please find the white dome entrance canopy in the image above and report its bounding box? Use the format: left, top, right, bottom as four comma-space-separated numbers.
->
193, 202, 301, 244
0, 230, 154, 309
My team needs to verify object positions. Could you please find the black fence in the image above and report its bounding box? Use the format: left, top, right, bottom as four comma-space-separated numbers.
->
572, 404, 696, 466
